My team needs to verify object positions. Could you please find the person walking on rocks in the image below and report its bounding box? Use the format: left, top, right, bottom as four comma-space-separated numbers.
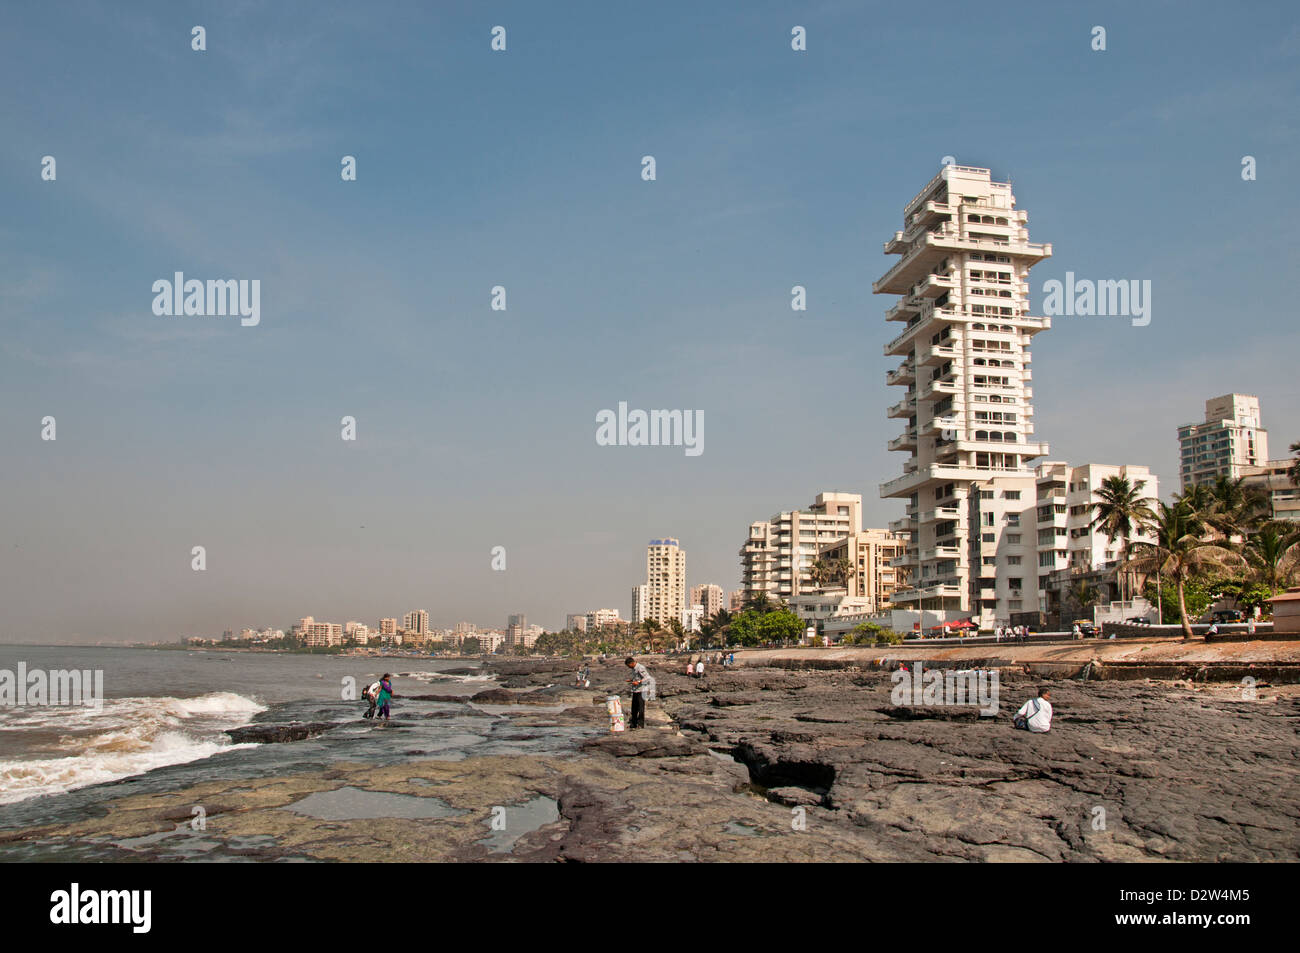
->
1013, 687, 1052, 733
625, 657, 654, 729
375, 673, 393, 723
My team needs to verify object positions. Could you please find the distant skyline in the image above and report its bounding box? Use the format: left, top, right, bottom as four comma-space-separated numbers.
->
3, 2, 1298, 641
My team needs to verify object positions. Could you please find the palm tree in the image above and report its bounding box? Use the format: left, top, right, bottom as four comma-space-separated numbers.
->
667, 617, 687, 649
1290, 441, 1300, 488
1090, 475, 1157, 599
1243, 522, 1300, 594
832, 557, 858, 592
638, 617, 660, 651
1067, 578, 1101, 616
1125, 501, 1245, 640
1205, 475, 1269, 540
808, 560, 832, 590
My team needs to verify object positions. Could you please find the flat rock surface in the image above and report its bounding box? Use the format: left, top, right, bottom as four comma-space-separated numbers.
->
4, 658, 1295, 862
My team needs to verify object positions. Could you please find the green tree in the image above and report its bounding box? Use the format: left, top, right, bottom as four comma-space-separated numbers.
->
1090, 474, 1156, 599
1242, 522, 1300, 594
1126, 501, 1245, 639
1067, 578, 1101, 615
1290, 441, 1300, 488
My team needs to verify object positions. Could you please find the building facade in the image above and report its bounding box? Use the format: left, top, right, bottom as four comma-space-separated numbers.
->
689, 584, 725, 622
1177, 394, 1269, 487
876, 164, 1053, 626
641, 539, 685, 625
740, 492, 863, 602
1240, 459, 1300, 523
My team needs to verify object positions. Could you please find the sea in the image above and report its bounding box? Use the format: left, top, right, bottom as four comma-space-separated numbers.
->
0, 645, 587, 858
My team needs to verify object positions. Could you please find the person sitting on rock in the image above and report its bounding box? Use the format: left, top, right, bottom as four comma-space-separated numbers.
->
1013, 687, 1053, 733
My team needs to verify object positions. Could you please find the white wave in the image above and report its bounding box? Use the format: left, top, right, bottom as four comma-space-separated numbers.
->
0, 734, 256, 805
0, 691, 267, 805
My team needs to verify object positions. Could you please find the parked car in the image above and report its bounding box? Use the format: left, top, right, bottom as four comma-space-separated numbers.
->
1126, 616, 1152, 626
1071, 619, 1099, 637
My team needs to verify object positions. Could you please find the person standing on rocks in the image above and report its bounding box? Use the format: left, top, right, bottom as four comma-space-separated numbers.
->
376, 673, 393, 723
625, 657, 653, 729
1013, 687, 1053, 732
362, 678, 381, 719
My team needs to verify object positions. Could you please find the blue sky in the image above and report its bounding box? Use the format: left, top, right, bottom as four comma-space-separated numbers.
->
2, 0, 1298, 640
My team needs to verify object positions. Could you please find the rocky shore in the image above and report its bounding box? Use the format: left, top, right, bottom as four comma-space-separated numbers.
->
2, 649, 1296, 862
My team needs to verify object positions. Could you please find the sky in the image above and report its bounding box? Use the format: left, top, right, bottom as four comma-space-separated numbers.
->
2, 0, 1298, 641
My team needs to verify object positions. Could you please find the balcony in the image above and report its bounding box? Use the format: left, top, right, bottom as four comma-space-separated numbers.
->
887, 396, 916, 419
884, 319, 929, 357
881, 461, 1036, 499
921, 415, 961, 436
888, 429, 918, 452
921, 545, 962, 561
919, 343, 958, 366
884, 297, 922, 323
917, 506, 961, 524
888, 516, 913, 534
913, 274, 956, 298
911, 199, 953, 227
873, 233, 951, 295
886, 361, 916, 386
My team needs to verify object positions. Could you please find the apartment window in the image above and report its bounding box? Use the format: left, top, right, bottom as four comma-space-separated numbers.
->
1002, 490, 1021, 500
983, 512, 994, 527
983, 556, 997, 566
982, 533, 995, 543
980, 490, 995, 500
1006, 534, 1021, 544
1006, 555, 1022, 565
1008, 578, 1023, 590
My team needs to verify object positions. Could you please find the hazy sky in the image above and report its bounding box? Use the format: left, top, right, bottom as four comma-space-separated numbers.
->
2, 1, 1297, 641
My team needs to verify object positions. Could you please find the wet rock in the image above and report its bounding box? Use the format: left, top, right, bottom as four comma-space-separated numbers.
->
225, 722, 337, 744
581, 734, 705, 759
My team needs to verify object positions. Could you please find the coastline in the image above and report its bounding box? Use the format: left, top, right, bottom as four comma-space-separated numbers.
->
1, 640, 1297, 862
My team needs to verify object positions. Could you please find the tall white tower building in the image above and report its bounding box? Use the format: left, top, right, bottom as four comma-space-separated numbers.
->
876, 165, 1053, 624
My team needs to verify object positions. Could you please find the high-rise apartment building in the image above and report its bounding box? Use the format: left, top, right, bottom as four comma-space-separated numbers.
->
565, 613, 589, 632
403, 610, 429, 637
643, 538, 686, 626
690, 584, 725, 622
1177, 394, 1269, 487
740, 492, 863, 602
631, 585, 648, 625
379, 618, 397, 636
876, 165, 1053, 623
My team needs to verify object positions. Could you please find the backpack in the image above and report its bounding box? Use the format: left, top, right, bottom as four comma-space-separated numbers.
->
1013, 698, 1040, 730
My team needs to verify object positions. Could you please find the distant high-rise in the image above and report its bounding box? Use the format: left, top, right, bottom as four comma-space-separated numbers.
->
631, 585, 648, 624
1178, 394, 1269, 487
403, 610, 429, 637
690, 584, 725, 621
740, 492, 863, 601
643, 539, 686, 626
876, 164, 1053, 622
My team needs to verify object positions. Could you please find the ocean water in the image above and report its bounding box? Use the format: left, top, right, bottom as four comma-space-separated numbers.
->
0, 646, 585, 843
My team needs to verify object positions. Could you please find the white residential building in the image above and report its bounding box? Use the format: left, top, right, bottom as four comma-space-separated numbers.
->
644, 539, 686, 626
876, 164, 1053, 626
1178, 394, 1269, 487
740, 492, 863, 601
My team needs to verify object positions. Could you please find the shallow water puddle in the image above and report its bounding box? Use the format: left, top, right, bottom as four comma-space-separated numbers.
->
479, 795, 559, 853
284, 786, 464, 821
